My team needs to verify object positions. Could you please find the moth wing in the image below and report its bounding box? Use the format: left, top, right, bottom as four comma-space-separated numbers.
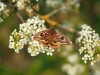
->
33, 30, 49, 44
54, 32, 72, 45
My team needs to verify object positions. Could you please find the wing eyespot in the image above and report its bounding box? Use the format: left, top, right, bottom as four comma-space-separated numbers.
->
40, 33, 44, 37
60, 36, 64, 40
53, 40, 57, 43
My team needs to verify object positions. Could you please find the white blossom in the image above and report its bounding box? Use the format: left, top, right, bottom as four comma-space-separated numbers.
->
36, 0, 38, 2
68, 53, 79, 64
76, 24, 100, 65
46, 0, 62, 8
0, 2, 6, 12
0, 2, 6, 22
46, 47, 54, 56
12, 0, 30, 10
0, 18, 3, 22
62, 63, 84, 75
9, 16, 55, 56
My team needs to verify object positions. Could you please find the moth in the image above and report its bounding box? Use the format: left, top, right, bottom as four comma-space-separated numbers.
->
33, 28, 72, 48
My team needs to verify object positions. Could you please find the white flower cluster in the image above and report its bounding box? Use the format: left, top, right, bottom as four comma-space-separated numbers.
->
9, 16, 55, 56
46, 0, 62, 8
36, 0, 38, 2
62, 53, 84, 75
0, 2, 6, 22
12, 0, 30, 10
0, 2, 6, 12
62, 64, 84, 75
76, 24, 100, 65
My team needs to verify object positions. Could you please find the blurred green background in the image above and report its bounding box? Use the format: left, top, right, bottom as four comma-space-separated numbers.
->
0, 0, 100, 75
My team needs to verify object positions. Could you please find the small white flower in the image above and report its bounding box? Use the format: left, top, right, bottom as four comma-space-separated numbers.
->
15, 49, 19, 53
17, 0, 25, 10
36, 0, 38, 2
91, 60, 96, 65
9, 35, 14, 42
46, 47, 54, 56
79, 47, 84, 54
0, 2, 6, 22
68, 53, 79, 64
46, 0, 62, 8
0, 2, 6, 12
12, 0, 30, 10
81, 24, 91, 30
9, 41, 15, 49
0, 18, 3, 22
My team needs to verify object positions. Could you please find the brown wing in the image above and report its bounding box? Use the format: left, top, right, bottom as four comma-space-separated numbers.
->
33, 28, 60, 48
33, 29, 49, 46
54, 32, 72, 45
49, 30, 72, 48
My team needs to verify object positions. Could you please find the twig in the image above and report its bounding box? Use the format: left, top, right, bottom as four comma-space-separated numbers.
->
16, 12, 25, 23
57, 24, 75, 33
48, 0, 79, 17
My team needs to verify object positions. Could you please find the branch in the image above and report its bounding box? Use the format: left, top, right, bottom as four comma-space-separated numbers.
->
48, 0, 79, 17
16, 12, 25, 23
57, 24, 75, 33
